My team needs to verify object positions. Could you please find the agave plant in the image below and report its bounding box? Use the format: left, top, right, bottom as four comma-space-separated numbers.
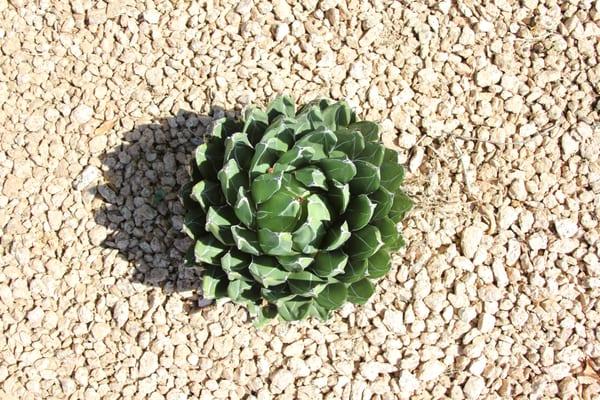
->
180, 96, 412, 324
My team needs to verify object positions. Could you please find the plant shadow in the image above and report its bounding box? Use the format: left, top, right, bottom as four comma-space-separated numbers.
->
94, 107, 238, 306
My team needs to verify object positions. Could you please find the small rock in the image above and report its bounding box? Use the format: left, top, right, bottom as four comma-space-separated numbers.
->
359, 25, 383, 47
528, 232, 548, 251
545, 363, 571, 380
88, 225, 107, 246
143, 9, 160, 24
464, 376, 485, 399
272, 0, 292, 21
145, 67, 163, 86
509, 178, 527, 201
25, 115, 45, 131
139, 351, 159, 377
73, 165, 102, 190
504, 96, 524, 113
478, 284, 502, 302
89, 135, 108, 153
417, 360, 445, 381
3, 174, 24, 197
27, 306, 44, 328
398, 370, 419, 395
283, 341, 304, 357
72, 105, 93, 124
270, 369, 294, 393
549, 238, 579, 254
499, 205, 519, 229
476, 64, 502, 87
519, 123, 536, 137
382, 310, 405, 334
113, 301, 129, 327
91, 322, 111, 340
461, 226, 484, 259
478, 313, 496, 333
555, 219, 578, 238
274, 23, 289, 41
47, 210, 63, 231
360, 361, 395, 381
561, 133, 579, 156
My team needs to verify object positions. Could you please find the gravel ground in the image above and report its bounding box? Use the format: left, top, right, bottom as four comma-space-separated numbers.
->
1, 1, 600, 399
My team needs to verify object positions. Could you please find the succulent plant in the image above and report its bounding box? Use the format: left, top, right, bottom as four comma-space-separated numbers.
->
180, 96, 412, 324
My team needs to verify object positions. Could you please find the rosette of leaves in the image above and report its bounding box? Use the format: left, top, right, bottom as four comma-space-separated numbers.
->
180, 96, 412, 325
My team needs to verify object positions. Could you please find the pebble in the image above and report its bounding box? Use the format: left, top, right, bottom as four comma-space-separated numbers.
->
554, 219, 578, 238
270, 369, 294, 393
464, 376, 485, 399
139, 351, 159, 377
461, 226, 483, 259
47, 210, 63, 231
25, 115, 45, 132
72, 105, 93, 124
89, 135, 108, 153
476, 65, 502, 87
274, 23, 289, 41
73, 165, 102, 190
143, 9, 160, 24
417, 360, 445, 382
88, 225, 107, 246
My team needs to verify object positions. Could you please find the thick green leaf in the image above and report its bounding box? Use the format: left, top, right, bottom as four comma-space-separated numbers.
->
344, 225, 383, 259
234, 187, 255, 228
248, 256, 290, 287
388, 191, 413, 222
337, 258, 368, 283
372, 217, 399, 249
229, 280, 260, 302
191, 180, 224, 211
319, 156, 357, 184
308, 300, 330, 320
321, 221, 351, 251
316, 282, 347, 310
350, 160, 380, 194
231, 225, 261, 255
334, 128, 365, 159
276, 254, 314, 272
179, 181, 198, 211
369, 187, 393, 221
243, 107, 269, 144
311, 250, 348, 277
251, 171, 284, 204
221, 249, 252, 281
273, 146, 314, 172
260, 117, 295, 148
182, 208, 206, 239
380, 149, 405, 192
195, 141, 224, 180
295, 166, 328, 190
328, 181, 350, 214
212, 117, 243, 140
202, 265, 228, 299
252, 304, 278, 327
218, 158, 248, 205
261, 284, 295, 304
348, 121, 380, 142
256, 191, 302, 232
345, 194, 376, 231
267, 95, 296, 122
367, 248, 391, 279
194, 235, 226, 265
294, 127, 337, 160
277, 297, 310, 321
205, 206, 237, 245
224, 132, 254, 170
258, 229, 296, 256
356, 142, 384, 166
396, 232, 406, 250
287, 271, 326, 296
305, 194, 332, 223
347, 278, 375, 305
249, 138, 287, 178
292, 224, 320, 254
322, 101, 353, 131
